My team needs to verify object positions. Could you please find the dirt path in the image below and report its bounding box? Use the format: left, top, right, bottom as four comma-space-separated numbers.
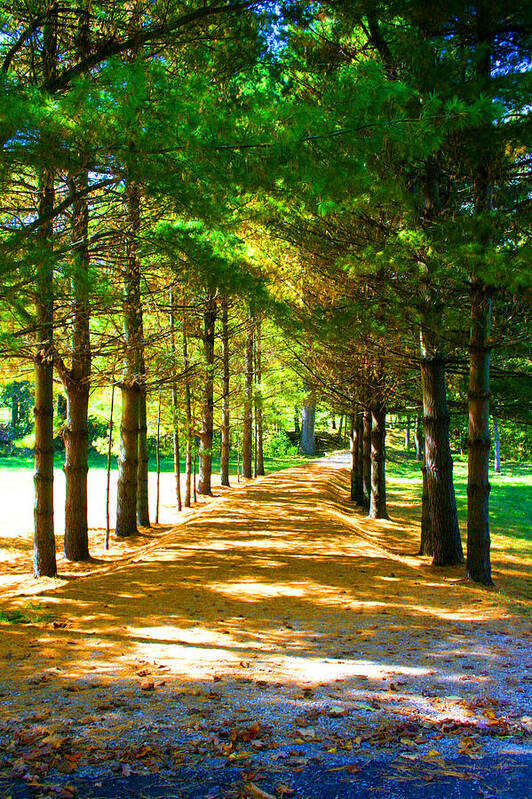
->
0, 457, 531, 798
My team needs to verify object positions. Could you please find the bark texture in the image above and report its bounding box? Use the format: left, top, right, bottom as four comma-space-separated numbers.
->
420, 352, 463, 565
362, 410, 372, 511
198, 293, 216, 495
466, 283, 493, 585
136, 386, 150, 526
242, 315, 253, 479
170, 290, 182, 512
350, 414, 357, 502
183, 304, 192, 508
254, 317, 264, 476
356, 415, 364, 504
33, 10, 57, 577
369, 404, 389, 519
61, 4, 91, 562
493, 418, 500, 473
116, 181, 142, 538
414, 416, 423, 461
299, 388, 316, 456
220, 297, 230, 487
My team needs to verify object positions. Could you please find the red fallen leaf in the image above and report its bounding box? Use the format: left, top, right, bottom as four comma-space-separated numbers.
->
16, 731, 40, 746
23, 748, 44, 762
347, 765, 361, 774
276, 785, 295, 797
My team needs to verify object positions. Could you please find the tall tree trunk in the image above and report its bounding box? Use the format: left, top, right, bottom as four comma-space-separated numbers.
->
350, 413, 357, 501
198, 293, 216, 495
220, 297, 230, 487
493, 417, 500, 473
419, 425, 433, 555
369, 403, 389, 519
33, 7, 57, 578
355, 414, 364, 504
418, 161, 463, 565
34, 167, 56, 576
155, 390, 161, 524
183, 302, 192, 508
63, 382, 89, 559
299, 387, 316, 455
465, 0, 494, 587
193, 448, 197, 503
105, 381, 115, 550
404, 416, 410, 450
466, 283, 493, 585
255, 316, 264, 476
63, 162, 91, 560
420, 343, 463, 565
414, 416, 423, 461
169, 288, 182, 512
136, 385, 150, 526
362, 410, 372, 511
61, 3, 91, 562
242, 313, 253, 478
116, 181, 142, 538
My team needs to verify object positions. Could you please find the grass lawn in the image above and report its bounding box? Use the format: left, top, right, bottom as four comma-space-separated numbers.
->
0, 451, 317, 475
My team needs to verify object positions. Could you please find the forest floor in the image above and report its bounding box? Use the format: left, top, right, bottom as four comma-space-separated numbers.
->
0, 453, 531, 798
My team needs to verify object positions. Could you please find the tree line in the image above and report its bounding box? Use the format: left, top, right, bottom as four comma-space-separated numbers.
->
0, 1, 530, 586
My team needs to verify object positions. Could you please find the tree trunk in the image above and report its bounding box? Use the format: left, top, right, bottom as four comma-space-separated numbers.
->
33, 9, 57, 579
63, 383, 90, 560
255, 317, 265, 476
493, 417, 500, 473
170, 289, 182, 512
355, 414, 364, 504
136, 386, 150, 526
414, 416, 423, 461
350, 413, 357, 501
404, 416, 410, 450
242, 313, 253, 478
155, 390, 161, 524
299, 388, 316, 455
116, 181, 142, 538
182, 299, 192, 508
61, 5, 92, 562
220, 297, 230, 487
466, 283, 493, 585
193, 448, 197, 503
338, 414, 344, 442
105, 382, 115, 550
362, 410, 372, 511
198, 293, 216, 495
369, 403, 389, 519
420, 352, 463, 565
419, 443, 433, 556
62, 166, 91, 560
116, 383, 139, 537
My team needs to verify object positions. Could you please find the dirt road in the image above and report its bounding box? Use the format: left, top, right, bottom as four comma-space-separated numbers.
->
0, 457, 530, 798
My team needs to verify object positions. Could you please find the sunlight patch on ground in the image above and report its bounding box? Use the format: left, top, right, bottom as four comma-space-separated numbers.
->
209, 580, 309, 600
266, 654, 430, 683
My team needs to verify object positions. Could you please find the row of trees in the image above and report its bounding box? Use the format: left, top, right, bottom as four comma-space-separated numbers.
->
0, 1, 530, 586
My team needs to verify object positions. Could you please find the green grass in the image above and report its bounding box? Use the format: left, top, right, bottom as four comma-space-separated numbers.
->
387, 445, 532, 554
0, 450, 317, 475
0, 602, 54, 625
